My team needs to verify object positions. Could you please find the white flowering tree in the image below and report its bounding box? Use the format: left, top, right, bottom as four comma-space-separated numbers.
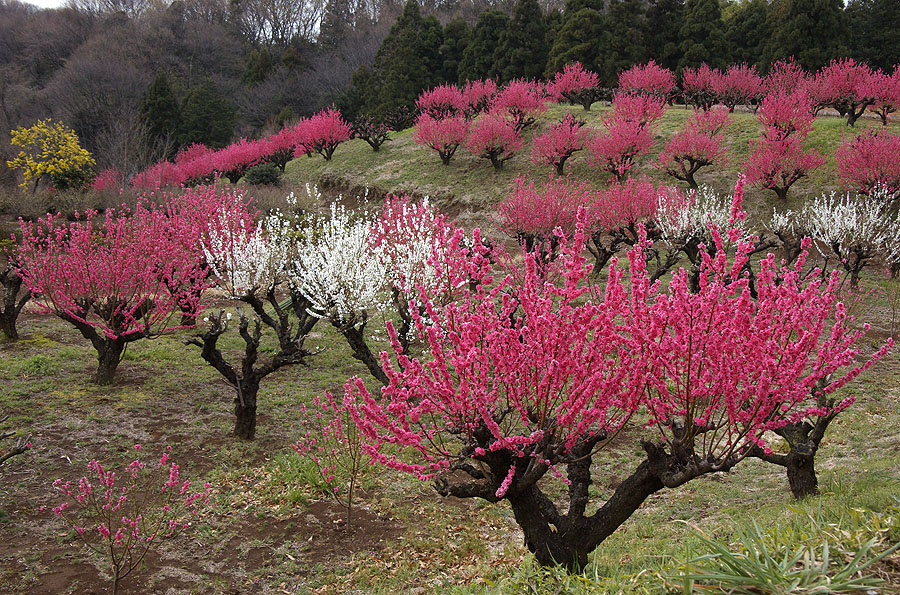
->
291, 202, 393, 385
800, 189, 900, 289
190, 198, 318, 440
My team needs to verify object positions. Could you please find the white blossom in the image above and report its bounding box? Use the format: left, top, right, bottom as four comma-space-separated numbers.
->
290, 202, 391, 326
801, 191, 900, 264
656, 185, 744, 244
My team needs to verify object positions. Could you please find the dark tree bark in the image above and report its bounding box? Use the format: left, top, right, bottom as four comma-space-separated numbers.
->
332, 317, 390, 386
58, 306, 145, 385
434, 422, 740, 572
0, 265, 32, 341
187, 288, 317, 440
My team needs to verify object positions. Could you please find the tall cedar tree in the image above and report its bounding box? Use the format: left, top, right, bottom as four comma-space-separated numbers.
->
139, 71, 181, 154
724, 0, 771, 68
764, 0, 846, 71
318, 0, 354, 51
241, 49, 274, 85
458, 11, 510, 84
643, 0, 685, 73
178, 79, 235, 149
846, 0, 900, 73
595, 0, 647, 86
545, 0, 604, 77
368, 1, 443, 118
679, 0, 729, 71
440, 18, 470, 85
494, 0, 549, 83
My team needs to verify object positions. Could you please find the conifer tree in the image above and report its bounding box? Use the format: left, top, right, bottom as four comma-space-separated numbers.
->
440, 18, 470, 85
764, 0, 845, 71
139, 71, 181, 153
595, 0, 647, 85
494, 0, 549, 82
458, 11, 510, 83
545, 0, 604, 77
724, 0, 770, 68
242, 49, 274, 85
679, 0, 729, 71
643, 0, 685, 73
178, 79, 235, 149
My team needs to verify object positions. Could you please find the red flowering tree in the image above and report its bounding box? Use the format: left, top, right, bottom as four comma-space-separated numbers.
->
489, 79, 547, 132
869, 67, 900, 126
303, 106, 352, 160
344, 179, 889, 571
745, 134, 825, 200
417, 84, 467, 118
413, 114, 470, 165
531, 114, 591, 175
681, 63, 723, 110
497, 173, 594, 262
461, 79, 498, 117
466, 114, 523, 170
657, 107, 732, 190
812, 58, 876, 126
212, 138, 267, 183
549, 62, 603, 110
765, 58, 811, 96
587, 118, 654, 181
836, 128, 900, 200
758, 89, 817, 140
716, 63, 764, 112
617, 60, 676, 100
611, 92, 666, 128
17, 204, 210, 384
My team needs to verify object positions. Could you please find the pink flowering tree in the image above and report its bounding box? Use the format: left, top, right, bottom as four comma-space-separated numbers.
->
587, 118, 654, 181
413, 114, 470, 165
617, 60, 676, 100
416, 84, 467, 118
869, 67, 900, 126
304, 106, 352, 160
584, 176, 669, 273
343, 180, 889, 571
497, 173, 593, 264
549, 62, 603, 110
350, 114, 393, 153
681, 63, 724, 110
836, 128, 900, 200
49, 445, 212, 595
461, 79, 498, 117
745, 134, 825, 200
758, 89, 817, 140
466, 114, 523, 170
657, 107, 732, 190
812, 58, 876, 127
211, 138, 267, 183
765, 58, 812, 97
716, 63, 765, 112
530, 114, 591, 175
489, 79, 547, 132
17, 205, 210, 384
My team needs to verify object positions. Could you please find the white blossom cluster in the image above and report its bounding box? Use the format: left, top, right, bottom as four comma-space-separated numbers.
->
375, 197, 449, 297
801, 190, 900, 264
202, 210, 291, 298
656, 185, 744, 244
290, 201, 391, 326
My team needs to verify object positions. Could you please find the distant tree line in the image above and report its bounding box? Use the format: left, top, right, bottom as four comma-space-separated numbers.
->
1, 0, 897, 186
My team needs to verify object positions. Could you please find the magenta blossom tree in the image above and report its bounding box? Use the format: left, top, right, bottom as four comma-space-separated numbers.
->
413, 114, 470, 165
716, 63, 764, 112
869, 67, 900, 126
836, 128, 900, 200
417, 84, 467, 119
466, 114, 523, 170
549, 62, 603, 110
344, 179, 889, 571
489, 79, 547, 132
617, 60, 676, 100
681, 63, 723, 110
657, 107, 732, 190
587, 118, 654, 181
745, 134, 825, 200
17, 204, 210, 384
531, 114, 591, 175
811, 58, 876, 127
302, 106, 352, 161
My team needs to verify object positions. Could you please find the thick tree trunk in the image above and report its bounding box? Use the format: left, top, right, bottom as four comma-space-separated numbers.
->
785, 447, 818, 498
0, 314, 18, 340
95, 339, 126, 385
233, 383, 259, 440
341, 325, 390, 386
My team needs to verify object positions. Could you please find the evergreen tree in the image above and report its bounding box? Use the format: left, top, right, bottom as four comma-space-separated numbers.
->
493, 0, 549, 82
440, 18, 470, 85
724, 0, 771, 68
545, 0, 604, 77
368, 1, 443, 117
644, 0, 685, 73
679, 0, 729, 71
139, 71, 181, 156
764, 0, 845, 71
319, 0, 354, 51
846, 0, 900, 72
595, 0, 647, 85
178, 79, 235, 149
242, 49, 274, 85
458, 11, 510, 83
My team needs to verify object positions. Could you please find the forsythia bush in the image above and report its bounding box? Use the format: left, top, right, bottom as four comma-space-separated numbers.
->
7, 119, 95, 192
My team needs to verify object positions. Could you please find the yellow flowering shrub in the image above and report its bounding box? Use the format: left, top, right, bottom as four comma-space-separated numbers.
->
7, 119, 95, 191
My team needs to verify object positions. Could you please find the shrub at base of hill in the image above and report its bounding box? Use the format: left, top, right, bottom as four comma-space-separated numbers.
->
243, 162, 282, 186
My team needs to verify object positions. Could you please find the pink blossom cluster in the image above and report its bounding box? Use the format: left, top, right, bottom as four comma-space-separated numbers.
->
657, 106, 732, 189
618, 60, 676, 99
836, 128, 900, 199
531, 114, 591, 176
47, 446, 212, 592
